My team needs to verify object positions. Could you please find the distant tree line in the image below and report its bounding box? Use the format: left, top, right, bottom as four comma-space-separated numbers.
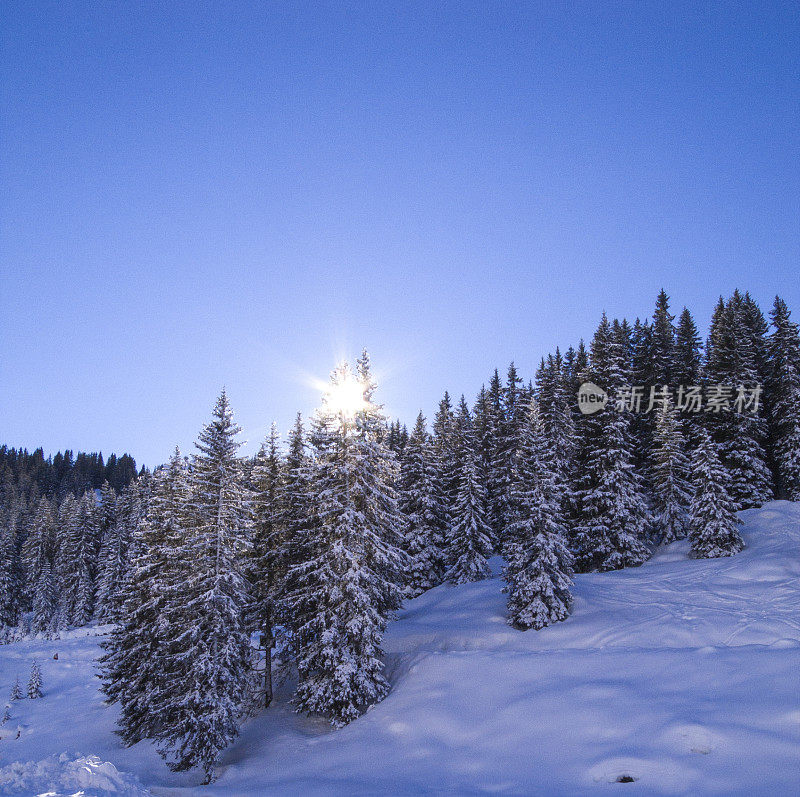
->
2, 289, 799, 782
0, 446, 138, 503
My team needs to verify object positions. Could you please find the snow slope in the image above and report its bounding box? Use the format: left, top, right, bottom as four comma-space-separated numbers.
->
1, 501, 799, 795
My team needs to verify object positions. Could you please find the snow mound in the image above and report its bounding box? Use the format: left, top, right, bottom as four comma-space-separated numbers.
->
0, 753, 150, 796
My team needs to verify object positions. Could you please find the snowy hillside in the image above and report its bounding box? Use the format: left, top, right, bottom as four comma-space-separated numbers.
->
2, 501, 799, 795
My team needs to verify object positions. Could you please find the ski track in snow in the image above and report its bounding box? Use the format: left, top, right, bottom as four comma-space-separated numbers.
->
1, 502, 799, 795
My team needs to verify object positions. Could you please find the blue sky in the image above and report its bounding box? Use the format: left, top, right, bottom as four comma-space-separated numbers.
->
2, 1, 798, 467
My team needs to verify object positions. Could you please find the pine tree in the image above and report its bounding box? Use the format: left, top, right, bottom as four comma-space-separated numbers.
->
472, 386, 497, 538
249, 423, 284, 707
10, 677, 23, 701
632, 318, 653, 388
280, 413, 314, 663
23, 496, 58, 633
445, 423, 493, 584
674, 307, 703, 387
158, 391, 254, 781
97, 481, 118, 539
290, 357, 405, 728
630, 317, 654, 466
534, 349, 576, 490
94, 485, 137, 623
57, 491, 99, 627
399, 412, 448, 596
650, 289, 677, 385
483, 370, 506, 538
355, 350, 408, 615
572, 314, 650, 571
431, 390, 458, 522
32, 562, 57, 636
27, 661, 42, 699
504, 400, 574, 630
651, 395, 691, 543
689, 432, 744, 558
0, 519, 21, 628
493, 363, 525, 539
674, 306, 704, 445
21, 497, 56, 632
766, 297, 800, 499
92, 483, 119, 620
613, 318, 635, 384
100, 449, 189, 747
704, 292, 773, 508
741, 291, 770, 386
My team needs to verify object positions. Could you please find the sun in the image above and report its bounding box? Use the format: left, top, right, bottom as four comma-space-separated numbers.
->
322, 369, 368, 419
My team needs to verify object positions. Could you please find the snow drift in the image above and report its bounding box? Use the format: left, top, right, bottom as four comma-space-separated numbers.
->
0, 753, 150, 796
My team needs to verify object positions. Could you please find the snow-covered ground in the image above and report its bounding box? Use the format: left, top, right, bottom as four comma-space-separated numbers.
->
1, 501, 799, 795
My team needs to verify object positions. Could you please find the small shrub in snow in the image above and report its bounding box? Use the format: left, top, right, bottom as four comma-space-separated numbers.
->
27, 661, 42, 699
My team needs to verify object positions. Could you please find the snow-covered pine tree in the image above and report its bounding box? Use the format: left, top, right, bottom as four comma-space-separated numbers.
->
356, 350, 408, 615
704, 292, 773, 508
564, 340, 588, 396
689, 431, 744, 558
482, 370, 505, 538
493, 363, 525, 539
629, 316, 655, 468
399, 412, 448, 596
57, 491, 99, 627
741, 291, 771, 386
27, 661, 42, 699
651, 395, 691, 543
91, 483, 118, 618
34, 562, 57, 636
452, 395, 472, 469
280, 413, 314, 663
503, 399, 574, 630
431, 390, 458, 520
94, 486, 136, 623
613, 318, 635, 381
629, 294, 677, 477
290, 357, 405, 727
22, 497, 57, 633
534, 349, 576, 491
0, 517, 21, 628
472, 386, 496, 536
249, 422, 285, 707
632, 317, 653, 389
97, 482, 117, 541
22, 497, 52, 596
766, 297, 800, 500
562, 341, 589, 534
674, 307, 703, 387
444, 417, 493, 584
572, 314, 651, 572
157, 390, 253, 782
10, 677, 22, 701
674, 306, 704, 444
53, 494, 75, 627
650, 289, 677, 386
99, 449, 189, 747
